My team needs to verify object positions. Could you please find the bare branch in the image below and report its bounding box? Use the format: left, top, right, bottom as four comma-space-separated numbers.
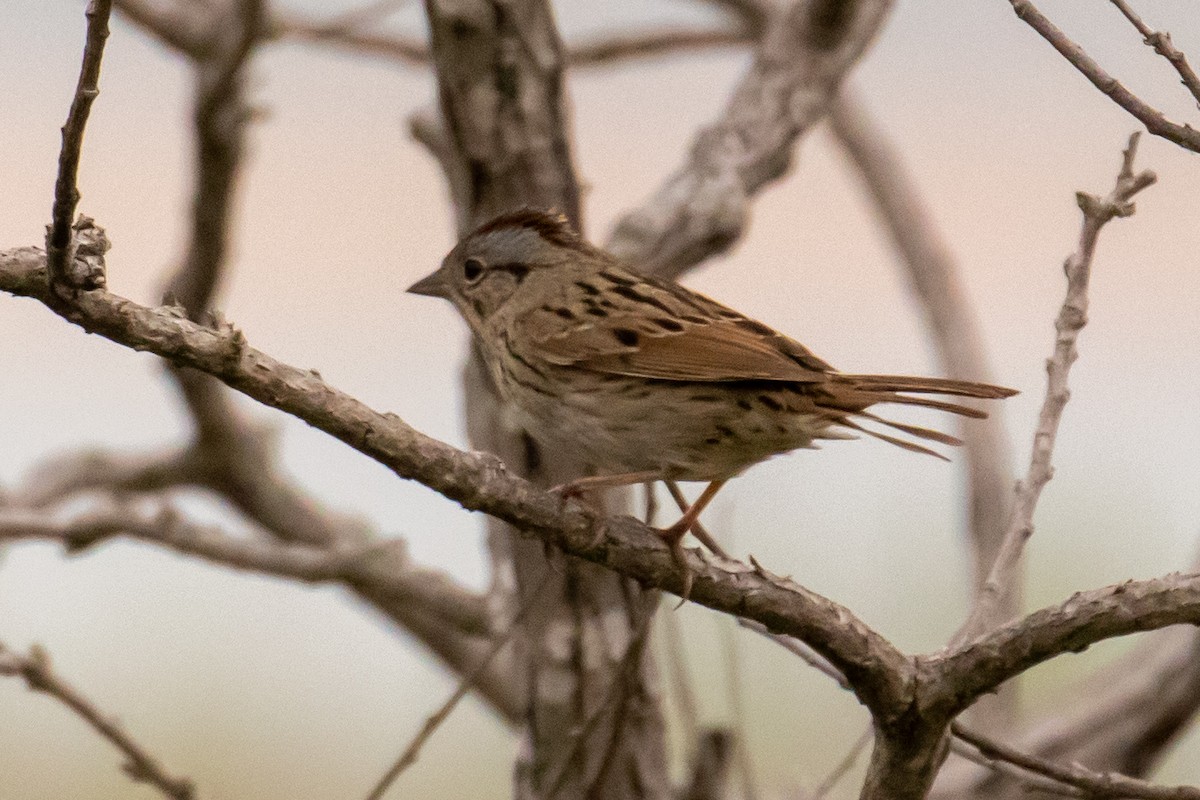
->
928, 571, 1200, 717
952, 723, 1200, 800
1007, 0, 1200, 153
699, 0, 773, 35
936, 624, 1200, 798
571, 28, 750, 65
607, 0, 897, 279
1109, 0, 1200, 105
12, 446, 193, 508
954, 133, 1156, 646
0, 642, 195, 800
0, 239, 916, 724
270, 14, 429, 64
113, 0, 208, 56
279, 17, 752, 68
0, 503, 488, 635
168, 0, 264, 316
946, 736, 1086, 798
46, 0, 114, 295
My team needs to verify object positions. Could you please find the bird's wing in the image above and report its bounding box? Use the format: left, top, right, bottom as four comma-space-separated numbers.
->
517, 269, 834, 383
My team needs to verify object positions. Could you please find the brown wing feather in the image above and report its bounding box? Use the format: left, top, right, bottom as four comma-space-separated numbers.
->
515, 266, 835, 383
536, 316, 828, 382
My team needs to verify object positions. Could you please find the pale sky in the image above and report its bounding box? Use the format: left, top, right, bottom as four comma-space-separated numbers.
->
2, 2, 1199, 798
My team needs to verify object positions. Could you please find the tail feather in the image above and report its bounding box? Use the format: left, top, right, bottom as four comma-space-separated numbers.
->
823, 373, 1017, 459
875, 393, 989, 419
837, 418, 951, 461
841, 373, 1017, 400
857, 411, 964, 447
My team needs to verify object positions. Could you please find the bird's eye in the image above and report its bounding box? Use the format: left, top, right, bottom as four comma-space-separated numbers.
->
462, 257, 485, 283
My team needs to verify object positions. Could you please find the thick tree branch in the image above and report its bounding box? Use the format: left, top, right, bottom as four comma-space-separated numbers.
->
926, 572, 1200, 718
168, 0, 262, 316
47, 0, 113, 295
954, 133, 1156, 646
936, 623, 1200, 798
1007, 0, 1200, 153
0, 641, 195, 800
607, 0, 897, 279
0, 242, 915, 724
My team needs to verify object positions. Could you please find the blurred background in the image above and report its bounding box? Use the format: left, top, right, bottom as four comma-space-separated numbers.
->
1, 1, 1198, 798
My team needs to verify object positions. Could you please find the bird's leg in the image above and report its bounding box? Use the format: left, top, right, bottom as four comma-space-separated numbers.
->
552, 471, 661, 499
664, 480, 730, 560
553, 471, 662, 549
658, 479, 727, 601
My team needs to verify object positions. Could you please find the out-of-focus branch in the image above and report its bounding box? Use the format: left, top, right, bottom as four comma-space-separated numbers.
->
0, 503, 489, 635
278, 18, 752, 67
168, 0, 263, 316
679, 730, 735, 800
113, 0, 207, 56
46, 0, 113, 296
829, 90, 1015, 664
951, 723, 1200, 800
608, 0, 897, 279
12, 447, 192, 508
700, 0, 773, 34
953, 133, 1156, 647
0, 642, 195, 800
1007, 0, 1200, 153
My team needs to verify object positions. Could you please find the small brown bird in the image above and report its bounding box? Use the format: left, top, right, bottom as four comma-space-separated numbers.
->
409, 209, 1015, 587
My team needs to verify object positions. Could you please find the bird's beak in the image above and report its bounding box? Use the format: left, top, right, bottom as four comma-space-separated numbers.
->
407, 269, 450, 298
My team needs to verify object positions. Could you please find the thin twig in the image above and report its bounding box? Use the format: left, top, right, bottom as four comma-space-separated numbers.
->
1108, 0, 1200, 105
277, 15, 751, 68
952, 722, 1200, 800
952, 133, 1156, 646
363, 571, 549, 800
1007, 0, 1200, 153
736, 618, 849, 689
812, 728, 873, 800
570, 29, 749, 65
719, 598, 759, 800
0, 642, 195, 800
946, 735, 1084, 798
46, 0, 114, 294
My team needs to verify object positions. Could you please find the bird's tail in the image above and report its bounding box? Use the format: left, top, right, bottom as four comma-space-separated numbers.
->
821, 374, 1018, 460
